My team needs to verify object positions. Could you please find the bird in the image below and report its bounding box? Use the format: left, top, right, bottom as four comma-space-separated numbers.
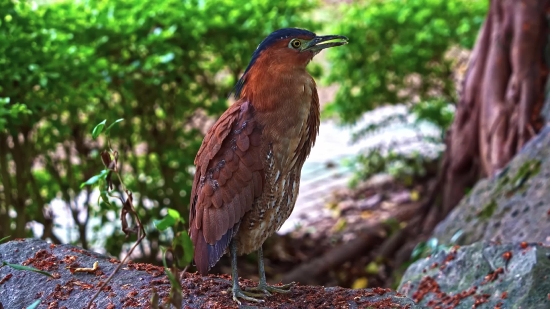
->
188, 28, 348, 304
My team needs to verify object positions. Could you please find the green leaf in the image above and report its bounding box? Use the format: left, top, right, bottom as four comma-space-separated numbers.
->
105, 118, 124, 134
26, 300, 41, 309
153, 217, 175, 231
167, 208, 181, 221
173, 231, 194, 267
0, 235, 10, 243
80, 169, 110, 188
2, 262, 54, 278
92, 119, 107, 139
100, 190, 113, 207
450, 230, 463, 244
426, 237, 439, 250
153, 208, 181, 230
161, 248, 181, 293
411, 241, 427, 259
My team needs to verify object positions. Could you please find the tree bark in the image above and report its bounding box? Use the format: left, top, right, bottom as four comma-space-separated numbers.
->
442, 0, 549, 214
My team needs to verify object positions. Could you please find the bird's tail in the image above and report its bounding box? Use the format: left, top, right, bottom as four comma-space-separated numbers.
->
191, 229, 210, 275
191, 225, 238, 275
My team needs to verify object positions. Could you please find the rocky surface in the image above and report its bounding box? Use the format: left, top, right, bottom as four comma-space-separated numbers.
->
398, 241, 550, 309
433, 125, 550, 246
0, 239, 422, 309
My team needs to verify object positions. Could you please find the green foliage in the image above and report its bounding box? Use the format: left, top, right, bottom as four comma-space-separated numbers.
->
154, 207, 194, 268
80, 169, 110, 189
91, 120, 107, 139
411, 99, 455, 134
0, 0, 317, 259
349, 145, 437, 188
325, 0, 486, 186
173, 231, 194, 268
325, 0, 487, 123
410, 231, 463, 261
162, 248, 182, 292
346, 104, 445, 187
411, 238, 444, 260
0, 97, 32, 131
1, 261, 54, 278
391, 231, 463, 289
154, 208, 182, 231
477, 200, 497, 219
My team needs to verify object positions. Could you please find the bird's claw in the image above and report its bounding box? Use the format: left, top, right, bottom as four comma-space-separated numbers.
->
245, 281, 295, 296
231, 287, 266, 305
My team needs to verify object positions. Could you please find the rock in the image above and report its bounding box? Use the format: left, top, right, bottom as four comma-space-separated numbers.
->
363, 173, 395, 188
398, 241, 550, 308
337, 199, 357, 213
433, 125, 550, 245
0, 239, 422, 309
357, 193, 383, 210
389, 191, 411, 204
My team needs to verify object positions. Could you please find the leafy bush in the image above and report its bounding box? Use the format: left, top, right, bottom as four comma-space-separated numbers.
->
348, 148, 432, 188
345, 103, 448, 187
0, 0, 316, 258
325, 0, 487, 124
323, 0, 486, 185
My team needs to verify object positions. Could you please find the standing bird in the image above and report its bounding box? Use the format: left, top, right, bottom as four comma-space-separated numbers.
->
189, 28, 348, 303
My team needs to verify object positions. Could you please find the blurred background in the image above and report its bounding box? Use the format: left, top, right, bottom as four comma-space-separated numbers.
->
0, 0, 489, 289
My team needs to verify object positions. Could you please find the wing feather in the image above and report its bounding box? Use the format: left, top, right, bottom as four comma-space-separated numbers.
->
225, 199, 236, 225
234, 192, 247, 220
189, 100, 264, 275
227, 157, 239, 172
202, 207, 212, 243
293, 79, 320, 167
218, 203, 230, 233
243, 184, 253, 209
252, 171, 263, 197
237, 134, 250, 151
212, 192, 223, 208
218, 165, 231, 186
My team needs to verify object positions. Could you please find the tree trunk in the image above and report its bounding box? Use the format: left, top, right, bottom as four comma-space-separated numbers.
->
442, 0, 549, 215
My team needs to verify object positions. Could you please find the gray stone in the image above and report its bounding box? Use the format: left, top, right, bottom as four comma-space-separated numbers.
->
0, 239, 421, 309
398, 241, 550, 309
433, 125, 550, 246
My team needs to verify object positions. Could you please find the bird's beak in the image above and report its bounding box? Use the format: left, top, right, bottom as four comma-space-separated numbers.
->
302, 35, 349, 52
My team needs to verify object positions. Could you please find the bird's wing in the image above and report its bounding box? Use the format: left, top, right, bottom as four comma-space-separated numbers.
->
189, 100, 264, 275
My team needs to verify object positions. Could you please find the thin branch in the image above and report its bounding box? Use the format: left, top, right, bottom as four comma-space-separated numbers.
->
86, 135, 147, 308
85, 189, 146, 309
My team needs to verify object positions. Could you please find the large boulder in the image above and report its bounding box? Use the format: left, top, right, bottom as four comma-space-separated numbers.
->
434, 125, 550, 245
0, 239, 421, 309
398, 241, 550, 308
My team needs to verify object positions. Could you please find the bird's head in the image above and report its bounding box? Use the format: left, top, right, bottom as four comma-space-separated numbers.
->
251, 28, 348, 67
232, 28, 348, 99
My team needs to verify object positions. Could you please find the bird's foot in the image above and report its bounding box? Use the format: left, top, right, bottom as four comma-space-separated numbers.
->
245, 281, 295, 296
231, 286, 266, 305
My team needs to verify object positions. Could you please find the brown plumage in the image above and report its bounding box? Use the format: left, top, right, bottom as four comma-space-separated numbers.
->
189, 28, 348, 303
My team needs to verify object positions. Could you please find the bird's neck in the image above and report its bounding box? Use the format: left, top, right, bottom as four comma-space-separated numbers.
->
240, 65, 313, 112
239, 64, 320, 173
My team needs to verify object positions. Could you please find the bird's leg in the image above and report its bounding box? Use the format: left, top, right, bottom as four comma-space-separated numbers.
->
229, 240, 265, 304
245, 246, 295, 295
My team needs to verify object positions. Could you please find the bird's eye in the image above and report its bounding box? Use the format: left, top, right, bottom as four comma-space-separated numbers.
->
290, 39, 302, 49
